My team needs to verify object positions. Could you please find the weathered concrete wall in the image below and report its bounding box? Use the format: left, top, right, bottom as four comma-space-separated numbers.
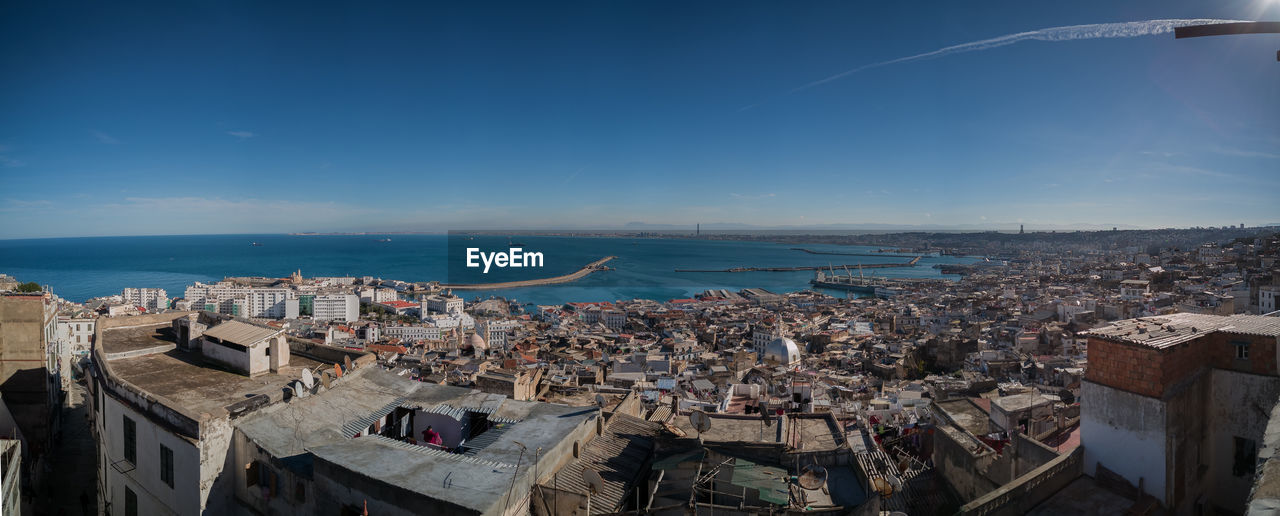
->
1208, 368, 1280, 513
958, 447, 1083, 516
986, 432, 1062, 485
612, 389, 645, 418
200, 337, 251, 375
198, 416, 235, 514
1247, 394, 1280, 514
1081, 379, 1167, 502
312, 456, 466, 516
932, 422, 999, 501
231, 428, 316, 515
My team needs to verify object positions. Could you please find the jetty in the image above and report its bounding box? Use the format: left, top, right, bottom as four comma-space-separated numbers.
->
439, 256, 616, 290
675, 256, 919, 273
791, 247, 923, 258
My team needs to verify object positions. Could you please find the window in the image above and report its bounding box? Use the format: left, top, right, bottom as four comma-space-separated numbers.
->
246, 461, 260, 488
123, 416, 136, 463
1235, 437, 1258, 477
160, 444, 174, 487
295, 481, 306, 503
1235, 341, 1250, 360
125, 486, 138, 516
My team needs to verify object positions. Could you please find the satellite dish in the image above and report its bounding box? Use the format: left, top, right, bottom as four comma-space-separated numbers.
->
872, 477, 895, 496
321, 373, 331, 389
775, 384, 788, 396
293, 381, 310, 398
581, 467, 604, 515
582, 467, 604, 496
343, 355, 353, 370
689, 410, 712, 434
301, 368, 314, 389
797, 465, 828, 490
595, 394, 607, 409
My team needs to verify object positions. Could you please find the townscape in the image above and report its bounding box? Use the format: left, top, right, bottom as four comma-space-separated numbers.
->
2, 227, 1278, 515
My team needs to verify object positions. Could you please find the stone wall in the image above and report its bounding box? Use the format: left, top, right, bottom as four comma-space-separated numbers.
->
957, 447, 1083, 516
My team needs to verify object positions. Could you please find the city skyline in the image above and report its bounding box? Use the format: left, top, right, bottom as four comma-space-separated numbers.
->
3, 1, 1279, 239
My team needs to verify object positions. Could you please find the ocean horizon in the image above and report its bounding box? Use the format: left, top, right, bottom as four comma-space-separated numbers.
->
0, 234, 979, 306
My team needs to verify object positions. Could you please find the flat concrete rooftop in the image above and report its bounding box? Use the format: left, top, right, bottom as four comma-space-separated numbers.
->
101, 319, 325, 419
936, 399, 991, 436
672, 413, 782, 443
238, 368, 596, 514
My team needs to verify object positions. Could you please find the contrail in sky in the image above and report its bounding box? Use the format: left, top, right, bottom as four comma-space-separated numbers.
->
789, 19, 1247, 94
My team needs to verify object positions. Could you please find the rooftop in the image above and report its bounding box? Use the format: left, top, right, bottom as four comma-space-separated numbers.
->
99, 314, 325, 421
201, 319, 281, 345
1083, 313, 1280, 349
237, 368, 597, 514
935, 399, 991, 436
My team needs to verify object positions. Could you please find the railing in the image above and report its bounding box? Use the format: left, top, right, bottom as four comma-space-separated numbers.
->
958, 447, 1083, 516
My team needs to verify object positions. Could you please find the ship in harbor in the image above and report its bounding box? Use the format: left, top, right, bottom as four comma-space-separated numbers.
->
810, 264, 907, 297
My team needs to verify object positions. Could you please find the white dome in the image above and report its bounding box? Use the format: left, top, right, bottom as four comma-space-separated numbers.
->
763, 337, 801, 366
468, 333, 487, 350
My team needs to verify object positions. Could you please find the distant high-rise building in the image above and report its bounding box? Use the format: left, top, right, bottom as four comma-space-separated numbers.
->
1019, 224, 1024, 234
122, 287, 168, 312
313, 294, 359, 322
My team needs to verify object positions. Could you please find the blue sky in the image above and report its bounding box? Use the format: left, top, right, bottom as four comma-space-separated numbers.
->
1, 1, 1278, 238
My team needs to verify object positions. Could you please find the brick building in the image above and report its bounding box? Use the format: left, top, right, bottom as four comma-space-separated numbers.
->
1080, 313, 1280, 514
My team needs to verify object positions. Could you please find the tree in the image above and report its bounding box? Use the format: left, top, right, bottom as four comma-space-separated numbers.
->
15, 282, 41, 293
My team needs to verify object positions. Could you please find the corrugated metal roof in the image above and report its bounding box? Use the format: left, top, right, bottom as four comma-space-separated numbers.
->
341, 397, 407, 437
1083, 313, 1280, 349
544, 414, 663, 514
202, 320, 281, 345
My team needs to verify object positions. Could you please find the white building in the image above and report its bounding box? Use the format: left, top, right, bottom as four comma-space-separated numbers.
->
602, 310, 626, 331
752, 324, 784, 355
57, 316, 96, 353
478, 319, 519, 351
383, 325, 443, 342
421, 294, 463, 316
122, 288, 168, 312
1260, 285, 1279, 314
1119, 279, 1150, 300
246, 289, 294, 319
313, 294, 359, 322
423, 313, 475, 331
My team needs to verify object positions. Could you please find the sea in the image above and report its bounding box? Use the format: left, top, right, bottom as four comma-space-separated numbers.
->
0, 234, 981, 306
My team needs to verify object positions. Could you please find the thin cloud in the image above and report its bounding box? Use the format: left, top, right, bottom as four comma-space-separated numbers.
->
91, 130, 121, 144
792, 19, 1244, 93
0, 155, 23, 168
729, 192, 776, 200
0, 199, 53, 212
227, 131, 256, 139
1209, 145, 1280, 159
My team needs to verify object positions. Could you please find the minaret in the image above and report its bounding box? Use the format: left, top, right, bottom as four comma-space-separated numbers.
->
1019, 224, 1024, 235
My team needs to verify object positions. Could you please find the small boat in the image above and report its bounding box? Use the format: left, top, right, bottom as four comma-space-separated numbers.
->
250, 242, 263, 246
377, 238, 392, 242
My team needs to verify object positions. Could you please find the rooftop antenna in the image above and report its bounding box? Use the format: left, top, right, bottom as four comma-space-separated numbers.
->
582, 467, 604, 515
